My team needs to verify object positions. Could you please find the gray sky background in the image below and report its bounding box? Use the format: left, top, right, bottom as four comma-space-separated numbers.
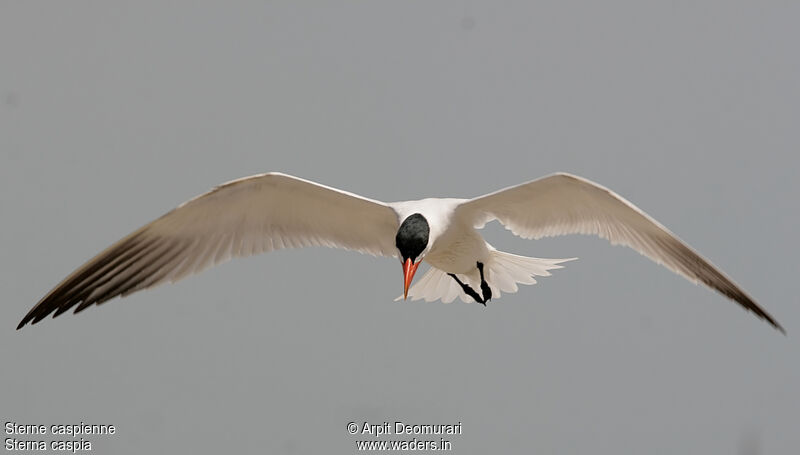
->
2, 2, 798, 453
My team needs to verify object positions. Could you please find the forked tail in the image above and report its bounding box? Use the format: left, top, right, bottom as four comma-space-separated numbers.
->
397, 250, 576, 303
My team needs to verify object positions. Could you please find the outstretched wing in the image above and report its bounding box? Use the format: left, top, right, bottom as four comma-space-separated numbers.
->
455, 173, 783, 332
19, 173, 399, 328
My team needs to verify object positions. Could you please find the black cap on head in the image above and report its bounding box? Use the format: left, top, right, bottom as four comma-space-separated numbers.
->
396, 213, 429, 263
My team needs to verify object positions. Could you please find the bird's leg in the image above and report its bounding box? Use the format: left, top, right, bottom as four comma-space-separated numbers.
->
476, 262, 492, 303
447, 273, 486, 305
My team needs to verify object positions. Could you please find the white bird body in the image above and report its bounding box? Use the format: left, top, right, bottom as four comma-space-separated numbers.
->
389, 197, 570, 303
18, 172, 783, 333
391, 197, 483, 273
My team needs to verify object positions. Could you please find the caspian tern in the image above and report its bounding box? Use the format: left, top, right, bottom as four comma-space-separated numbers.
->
17, 172, 783, 332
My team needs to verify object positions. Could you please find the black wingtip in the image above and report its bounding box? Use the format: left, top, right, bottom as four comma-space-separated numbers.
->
749, 304, 785, 335
745, 307, 785, 335
17, 309, 36, 330
16, 315, 33, 330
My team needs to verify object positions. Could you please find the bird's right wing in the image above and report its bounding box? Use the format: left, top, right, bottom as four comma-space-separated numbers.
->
455, 173, 783, 332
19, 173, 400, 328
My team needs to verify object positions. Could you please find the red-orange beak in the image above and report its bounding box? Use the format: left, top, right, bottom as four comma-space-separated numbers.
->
402, 258, 421, 300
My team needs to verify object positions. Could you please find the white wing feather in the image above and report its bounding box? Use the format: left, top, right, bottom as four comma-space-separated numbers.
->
455, 173, 783, 332
19, 173, 399, 328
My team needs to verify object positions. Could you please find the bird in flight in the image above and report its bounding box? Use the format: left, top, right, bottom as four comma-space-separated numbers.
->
18, 172, 783, 333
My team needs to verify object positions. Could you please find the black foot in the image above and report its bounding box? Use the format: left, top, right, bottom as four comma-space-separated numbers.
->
447, 273, 486, 305
447, 261, 493, 306
477, 262, 492, 303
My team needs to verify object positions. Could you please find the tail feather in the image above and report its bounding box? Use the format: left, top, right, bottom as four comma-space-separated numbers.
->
396, 250, 576, 303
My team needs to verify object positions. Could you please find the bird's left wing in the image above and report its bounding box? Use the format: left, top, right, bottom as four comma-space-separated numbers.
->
455, 173, 783, 332
19, 173, 399, 328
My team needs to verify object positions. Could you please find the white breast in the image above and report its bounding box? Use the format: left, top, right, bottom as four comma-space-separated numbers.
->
390, 198, 486, 274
